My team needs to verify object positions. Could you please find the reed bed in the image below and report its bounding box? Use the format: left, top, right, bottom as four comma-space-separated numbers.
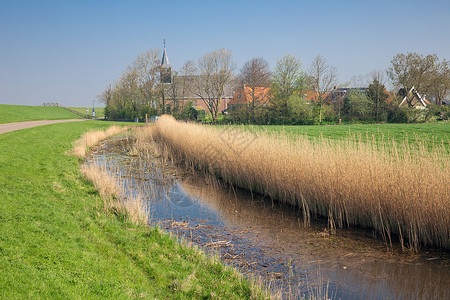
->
80, 162, 148, 225
151, 115, 449, 250
73, 125, 147, 225
72, 125, 126, 158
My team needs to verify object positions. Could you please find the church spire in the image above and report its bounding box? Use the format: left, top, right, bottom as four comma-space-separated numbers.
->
161, 37, 170, 67
160, 37, 171, 83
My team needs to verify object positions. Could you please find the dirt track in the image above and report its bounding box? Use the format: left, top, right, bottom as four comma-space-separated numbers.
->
0, 119, 87, 134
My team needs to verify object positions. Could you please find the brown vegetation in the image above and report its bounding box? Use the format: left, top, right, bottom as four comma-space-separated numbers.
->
80, 164, 148, 225
72, 125, 147, 225
72, 125, 126, 158
151, 115, 449, 250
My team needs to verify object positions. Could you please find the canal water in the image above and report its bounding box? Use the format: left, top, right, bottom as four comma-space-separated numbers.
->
87, 136, 449, 300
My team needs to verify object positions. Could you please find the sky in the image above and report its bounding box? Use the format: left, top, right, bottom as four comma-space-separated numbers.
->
1, 0, 449, 107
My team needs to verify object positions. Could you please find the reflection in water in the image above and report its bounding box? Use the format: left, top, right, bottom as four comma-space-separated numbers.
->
87, 137, 449, 300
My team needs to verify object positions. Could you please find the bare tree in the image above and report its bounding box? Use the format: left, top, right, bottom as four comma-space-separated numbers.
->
271, 54, 305, 121
429, 59, 450, 106
387, 52, 437, 94
194, 49, 236, 122
307, 55, 337, 123
166, 60, 197, 114
238, 57, 271, 122
387, 52, 450, 106
103, 49, 162, 119
132, 49, 162, 112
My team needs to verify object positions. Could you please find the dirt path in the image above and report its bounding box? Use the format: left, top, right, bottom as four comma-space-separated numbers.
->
0, 119, 87, 135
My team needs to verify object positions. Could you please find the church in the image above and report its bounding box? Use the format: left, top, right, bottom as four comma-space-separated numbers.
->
159, 40, 235, 115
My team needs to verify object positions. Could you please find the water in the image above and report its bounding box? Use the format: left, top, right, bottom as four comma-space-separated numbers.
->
87, 137, 449, 300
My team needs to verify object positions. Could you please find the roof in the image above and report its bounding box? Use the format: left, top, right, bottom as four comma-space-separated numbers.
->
192, 106, 206, 111
161, 39, 170, 67
399, 86, 429, 108
228, 86, 271, 105
302, 90, 319, 101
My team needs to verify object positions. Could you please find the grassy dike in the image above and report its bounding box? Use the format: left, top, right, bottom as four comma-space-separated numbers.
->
69, 107, 105, 119
0, 121, 265, 299
0, 104, 83, 124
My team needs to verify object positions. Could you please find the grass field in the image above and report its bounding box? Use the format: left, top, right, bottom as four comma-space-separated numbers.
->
243, 123, 450, 149
69, 106, 105, 118
0, 121, 264, 299
0, 104, 82, 124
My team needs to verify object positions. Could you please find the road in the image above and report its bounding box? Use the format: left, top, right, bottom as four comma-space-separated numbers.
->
0, 119, 87, 134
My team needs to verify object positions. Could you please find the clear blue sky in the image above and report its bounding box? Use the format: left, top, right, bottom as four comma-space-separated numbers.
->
1, 0, 449, 107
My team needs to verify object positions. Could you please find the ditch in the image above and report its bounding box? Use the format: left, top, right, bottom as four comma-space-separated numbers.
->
86, 135, 449, 300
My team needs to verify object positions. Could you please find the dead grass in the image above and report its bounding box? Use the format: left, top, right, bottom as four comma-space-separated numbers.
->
151, 115, 450, 250
72, 125, 126, 158
72, 125, 147, 225
80, 163, 148, 226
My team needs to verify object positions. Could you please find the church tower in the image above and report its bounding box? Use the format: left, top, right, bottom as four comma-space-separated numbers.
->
160, 38, 172, 83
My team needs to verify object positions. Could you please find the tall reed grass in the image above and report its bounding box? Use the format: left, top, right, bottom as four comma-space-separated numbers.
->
80, 164, 148, 225
72, 125, 147, 225
152, 115, 449, 250
72, 125, 125, 158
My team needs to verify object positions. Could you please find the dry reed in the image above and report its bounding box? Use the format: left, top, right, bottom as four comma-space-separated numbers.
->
72, 125, 147, 225
80, 163, 148, 225
72, 125, 126, 158
151, 115, 450, 250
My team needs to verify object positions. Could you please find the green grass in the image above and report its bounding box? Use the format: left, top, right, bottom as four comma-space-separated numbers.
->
69, 106, 105, 119
0, 104, 83, 124
240, 123, 450, 149
0, 121, 263, 299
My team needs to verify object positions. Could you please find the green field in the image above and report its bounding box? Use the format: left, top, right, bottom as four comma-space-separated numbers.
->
0, 105, 83, 124
0, 121, 263, 299
241, 123, 450, 149
69, 106, 105, 119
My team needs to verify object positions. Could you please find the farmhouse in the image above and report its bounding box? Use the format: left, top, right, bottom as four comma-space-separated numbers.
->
227, 86, 271, 113
398, 86, 430, 109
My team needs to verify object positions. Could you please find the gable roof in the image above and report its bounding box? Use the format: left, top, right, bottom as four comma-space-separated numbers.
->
228, 86, 271, 105
399, 86, 430, 108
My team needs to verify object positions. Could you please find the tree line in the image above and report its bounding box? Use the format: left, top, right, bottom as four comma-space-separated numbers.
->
100, 49, 450, 124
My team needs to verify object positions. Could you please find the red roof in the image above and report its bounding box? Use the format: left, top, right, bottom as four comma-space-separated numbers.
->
302, 90, 319, 102
229, 86, 271, 105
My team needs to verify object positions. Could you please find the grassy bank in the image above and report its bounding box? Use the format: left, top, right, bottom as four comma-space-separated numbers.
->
0, 121, 264, 298
154, 116, 450, 250
0, 104, 82, 124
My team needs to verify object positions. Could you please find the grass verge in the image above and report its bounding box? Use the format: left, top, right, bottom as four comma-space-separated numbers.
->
0, 120, 266, 299
0, 104, 82, 124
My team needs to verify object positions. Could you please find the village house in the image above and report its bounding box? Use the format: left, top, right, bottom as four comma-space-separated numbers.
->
398, 86, 430, 109
227, 86, 271, 113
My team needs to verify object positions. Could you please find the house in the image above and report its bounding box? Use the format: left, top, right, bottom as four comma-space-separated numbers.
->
303, 90, 319, 102
227, 86, 271, 113
398, 86, 430, 109
166, 75, 235, 113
